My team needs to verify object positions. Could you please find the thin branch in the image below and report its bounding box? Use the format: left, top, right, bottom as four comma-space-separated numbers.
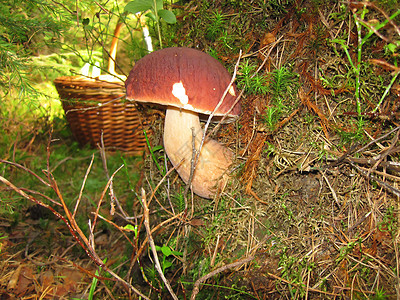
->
99, 133, 119, 217
141, 188, 179, 300
91, 164, 125, 233
190, 255, 254, 300
349, 161, 400, 197
184, 127, 198, 202
0, 159, 52, 188
131, 212, 184, 266
209, 37, 282, 137
73, 154, 95, 218
320, 170, 340, 206
187, 50, 243, 193
354, 126, 400, 155
64, 95, 125, 115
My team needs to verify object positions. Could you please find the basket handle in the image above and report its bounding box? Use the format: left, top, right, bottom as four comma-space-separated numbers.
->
108, 22, 123, 75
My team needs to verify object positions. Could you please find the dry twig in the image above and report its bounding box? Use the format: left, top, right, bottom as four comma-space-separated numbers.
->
141, 188, 179, 300
190, 255, 254, 300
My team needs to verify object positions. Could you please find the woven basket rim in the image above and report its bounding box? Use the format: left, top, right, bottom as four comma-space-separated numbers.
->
55, 74, 126, 88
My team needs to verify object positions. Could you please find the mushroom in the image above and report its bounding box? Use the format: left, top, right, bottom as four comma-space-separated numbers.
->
125, 47, 240, 198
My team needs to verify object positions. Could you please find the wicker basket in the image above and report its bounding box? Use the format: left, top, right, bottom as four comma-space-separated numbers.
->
54, 24, 147, 155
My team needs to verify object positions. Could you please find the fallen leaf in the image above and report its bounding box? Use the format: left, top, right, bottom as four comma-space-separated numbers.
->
7, 264, 22, 291
15, 266, 36, 296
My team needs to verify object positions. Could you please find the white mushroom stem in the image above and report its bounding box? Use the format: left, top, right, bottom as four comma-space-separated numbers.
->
163, 106, 233, 198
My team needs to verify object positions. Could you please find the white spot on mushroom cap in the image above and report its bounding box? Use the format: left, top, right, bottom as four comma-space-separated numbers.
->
172, 81, 189, 105
228, 85, 236, 97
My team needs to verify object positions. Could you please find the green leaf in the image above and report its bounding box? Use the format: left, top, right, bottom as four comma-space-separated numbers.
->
163, 260, 173, 270
82, 18, 90, 26
145, 11, 156, 22
155, 0, 163, 11
172, 250, 183, 256
123, 224, 137, 231
386, 43, 397, 54
158, 9, 177, 24
123, 224, 138, 237
124, 0, 153, 14
152, 145, 163, 152
161, 245, 173, 256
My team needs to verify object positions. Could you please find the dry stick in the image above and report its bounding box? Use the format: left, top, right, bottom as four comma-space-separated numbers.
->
58, 256, 116, 282
367, 130, 400, 178
354, 125, 400, 155
0, 159, 52, 188
129, 167, 183, 278
73, 153, 95, 218
90, 164, 125, 235
95, 213, 136, 248
184, 50, 243, 197
0, 175, 105, 268
147, 161, 180, 207
264, 272, 339, 297
19, 187, 63, 207
181, 52, 243, 278
348, 155, 400, 173
65, 95, 125, 114
183, 127, 198, 203
126, 212, 184, 292
354, 15, 391, 44
320, 170, 340, 206
131, 213, 184, 264
242, 114, 257, 158
209, 37, 282, 138
50, 155, 95, 174
204, 54, 242, 139
349, 161, 400, 197
45, 132, 148, 298
145, 179, 175, 216
190, 255, 254, 300
100, 262, 150, 300
45, 130, 90, 247
210, 234, 220, 267
255, 36, 283, 74
164, 152, 175, 215
98, 133, 128, 218
141, 188, 179, 300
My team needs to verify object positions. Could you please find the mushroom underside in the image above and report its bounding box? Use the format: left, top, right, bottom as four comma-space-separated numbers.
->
163, 107, 233, 198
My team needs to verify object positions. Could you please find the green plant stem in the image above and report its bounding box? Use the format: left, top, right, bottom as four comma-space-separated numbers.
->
153, 0, 163, 48
353, 6, 367, 117
336, 5, 365, 118
353, 6, 400, 115
373, 70, 399, 113
360, 9, 400, 45
144, 130, 164, 176
88, 263, 104, 300
180, 281, 257, 299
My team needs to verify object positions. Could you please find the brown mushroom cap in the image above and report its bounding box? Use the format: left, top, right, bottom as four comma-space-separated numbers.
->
125, 47, 240, 118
